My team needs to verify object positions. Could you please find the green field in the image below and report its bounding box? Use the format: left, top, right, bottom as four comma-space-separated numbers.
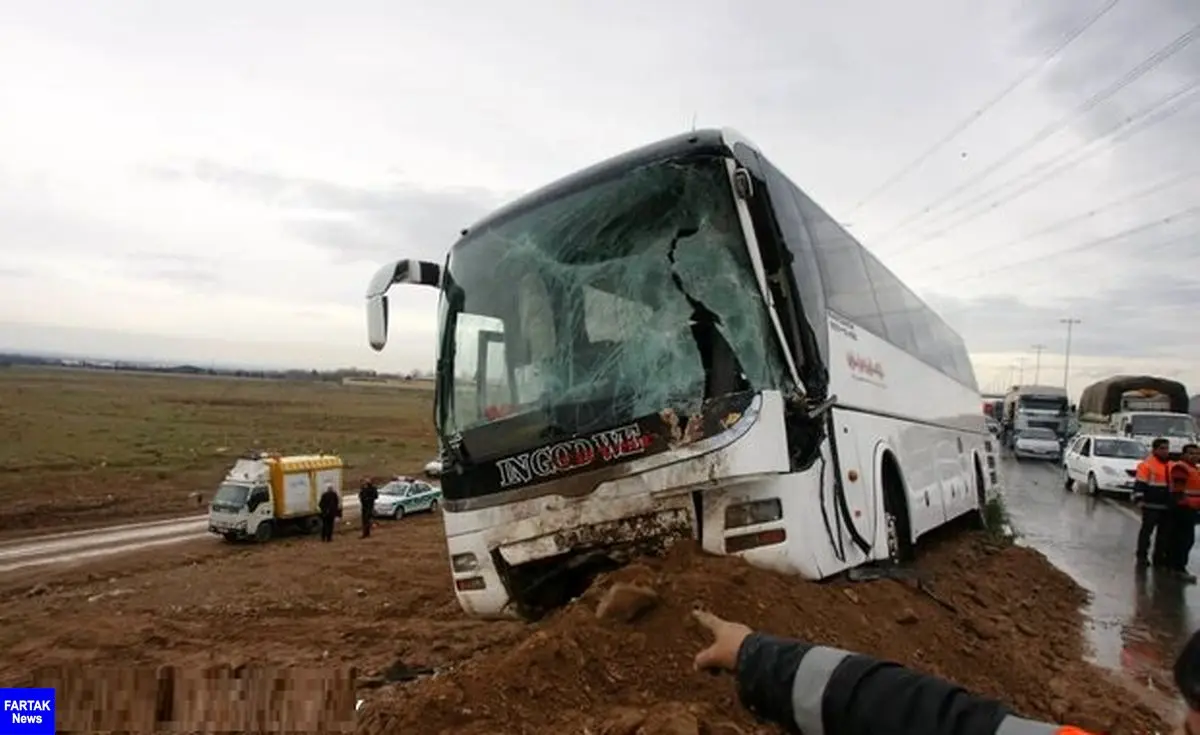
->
0, 367, 437, 533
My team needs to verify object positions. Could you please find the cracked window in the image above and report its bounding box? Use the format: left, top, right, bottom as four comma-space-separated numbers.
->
437, 155, 785, 448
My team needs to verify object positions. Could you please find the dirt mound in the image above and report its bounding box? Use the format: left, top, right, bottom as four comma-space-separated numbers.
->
359, 532, 1169, 735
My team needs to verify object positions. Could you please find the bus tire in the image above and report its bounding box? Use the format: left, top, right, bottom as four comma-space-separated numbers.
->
972, 456, 989, 530
881, 454, 914, 563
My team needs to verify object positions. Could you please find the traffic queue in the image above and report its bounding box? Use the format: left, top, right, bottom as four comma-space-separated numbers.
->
1133, 438, 1200, 583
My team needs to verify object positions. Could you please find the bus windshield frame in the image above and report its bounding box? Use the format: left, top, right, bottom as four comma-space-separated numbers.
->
434, 154, 787, 478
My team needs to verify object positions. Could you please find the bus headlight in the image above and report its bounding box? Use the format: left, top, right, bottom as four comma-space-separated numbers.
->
451, 552, 479, 573
724, 498, 783, 529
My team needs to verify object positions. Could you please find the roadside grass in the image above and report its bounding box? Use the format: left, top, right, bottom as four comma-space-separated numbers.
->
982, 490, 1016, 544
0, 367, 437, 531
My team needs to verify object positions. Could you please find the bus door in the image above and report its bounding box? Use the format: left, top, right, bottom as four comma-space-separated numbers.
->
826, 413, 877, 564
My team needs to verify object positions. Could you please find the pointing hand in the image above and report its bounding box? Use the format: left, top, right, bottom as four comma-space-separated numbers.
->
692, 610, 752, 673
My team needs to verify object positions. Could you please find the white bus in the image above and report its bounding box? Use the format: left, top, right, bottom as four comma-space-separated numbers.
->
365, 129, 997, 620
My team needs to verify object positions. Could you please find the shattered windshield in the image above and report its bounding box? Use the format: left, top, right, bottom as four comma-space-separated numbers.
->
1131, 415, 1196, 438
437, 155, 785, 447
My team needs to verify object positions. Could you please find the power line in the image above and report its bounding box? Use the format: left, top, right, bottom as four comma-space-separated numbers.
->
846, 0, 1123, 214
884, 77, 1200, 254
926, 228, 1196, 294
930, 206, 1200, 287
888, 75, 1200, 251
918, 228, 1198, 320
875, 218, 1200, 320
916, 167, 1200, 276
872, 20, 1200, 239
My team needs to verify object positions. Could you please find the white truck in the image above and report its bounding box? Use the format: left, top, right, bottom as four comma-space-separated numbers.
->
1078, 375, 1198, 457
207, 453, 344, 542
1001, 385, 1070, 449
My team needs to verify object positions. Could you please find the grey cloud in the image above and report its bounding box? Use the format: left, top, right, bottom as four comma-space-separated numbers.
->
932, 271, 1200, 360
150, 160, 511, 262
116, 251, 224, 288
134, 267, 221, 287
0, 266, 33, 279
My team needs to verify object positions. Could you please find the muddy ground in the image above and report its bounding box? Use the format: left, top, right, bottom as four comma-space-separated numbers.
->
0, 367, 437, 535
0, 513, 1170, 734
0, 367, 1174, 732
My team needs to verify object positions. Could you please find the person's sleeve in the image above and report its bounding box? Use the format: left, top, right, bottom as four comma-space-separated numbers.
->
1171, 464, 1189, 493
733, 632, 1075, 734
1133, 460, 1150, 500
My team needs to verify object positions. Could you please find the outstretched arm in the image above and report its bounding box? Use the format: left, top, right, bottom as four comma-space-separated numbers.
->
692, 611, 1082, 735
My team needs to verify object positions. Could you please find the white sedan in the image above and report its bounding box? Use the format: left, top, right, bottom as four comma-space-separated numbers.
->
1013, 428, 1063, 461
1062, 433, 1146, 496
424, 459, 443, 478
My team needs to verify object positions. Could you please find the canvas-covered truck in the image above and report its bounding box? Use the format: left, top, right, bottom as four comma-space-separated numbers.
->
208, 453, 344, 542
1078, 376, 1198, 456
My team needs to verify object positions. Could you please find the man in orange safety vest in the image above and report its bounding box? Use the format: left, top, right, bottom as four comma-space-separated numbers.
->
1135, 438, 1175, 568
1167, 443, 1200, 582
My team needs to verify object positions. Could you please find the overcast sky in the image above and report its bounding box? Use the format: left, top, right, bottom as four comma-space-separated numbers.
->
1, 0, 1198, 398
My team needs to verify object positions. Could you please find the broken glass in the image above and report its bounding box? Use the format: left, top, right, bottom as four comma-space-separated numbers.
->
438, 155, 786, 453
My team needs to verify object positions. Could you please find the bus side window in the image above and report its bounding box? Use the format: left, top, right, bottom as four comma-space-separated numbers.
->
863, 251, 918, 355
796, 195, 887, 339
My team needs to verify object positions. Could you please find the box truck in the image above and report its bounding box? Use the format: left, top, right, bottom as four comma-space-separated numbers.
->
208, 453, 344, 542
1001, 385, 1070, 448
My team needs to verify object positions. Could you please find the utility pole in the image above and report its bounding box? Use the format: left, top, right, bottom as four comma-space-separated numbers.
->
1060, 317, 1082, 397
1031, 344, 1047, 384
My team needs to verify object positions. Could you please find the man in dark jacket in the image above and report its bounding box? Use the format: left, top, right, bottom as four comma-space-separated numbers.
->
317, 484, 341, 542
692, 609, 1096, 735
358, 478, 379, 539
1175, 626, 1200, 734
1134, 437, 1174, 568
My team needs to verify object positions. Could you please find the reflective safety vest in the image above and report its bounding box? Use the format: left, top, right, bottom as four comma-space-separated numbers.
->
1135, 456, 1172, 508
1169, 461, 1200, 510
996, 718, 1099, 734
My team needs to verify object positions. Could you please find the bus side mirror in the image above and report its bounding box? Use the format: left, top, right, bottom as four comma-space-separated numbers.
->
366, 259, 443, 351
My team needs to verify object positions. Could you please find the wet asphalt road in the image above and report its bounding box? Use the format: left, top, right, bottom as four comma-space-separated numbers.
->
0, 497, 363, 574
998, 453, 1197, 689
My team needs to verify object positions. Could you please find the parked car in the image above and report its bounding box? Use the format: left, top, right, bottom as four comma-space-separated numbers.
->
424, 459, 443, 478
1062, 433, 1146, 496
1012, 427, 1063, 461
985, 417, 1001, 436
374, 478, 442, 519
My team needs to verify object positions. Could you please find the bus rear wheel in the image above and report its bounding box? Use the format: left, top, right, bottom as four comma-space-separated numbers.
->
881, 458, 914, 563
972, 458, 990, 530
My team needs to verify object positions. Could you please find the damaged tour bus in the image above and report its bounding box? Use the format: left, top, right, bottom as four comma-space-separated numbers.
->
366, 129, 995, 620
